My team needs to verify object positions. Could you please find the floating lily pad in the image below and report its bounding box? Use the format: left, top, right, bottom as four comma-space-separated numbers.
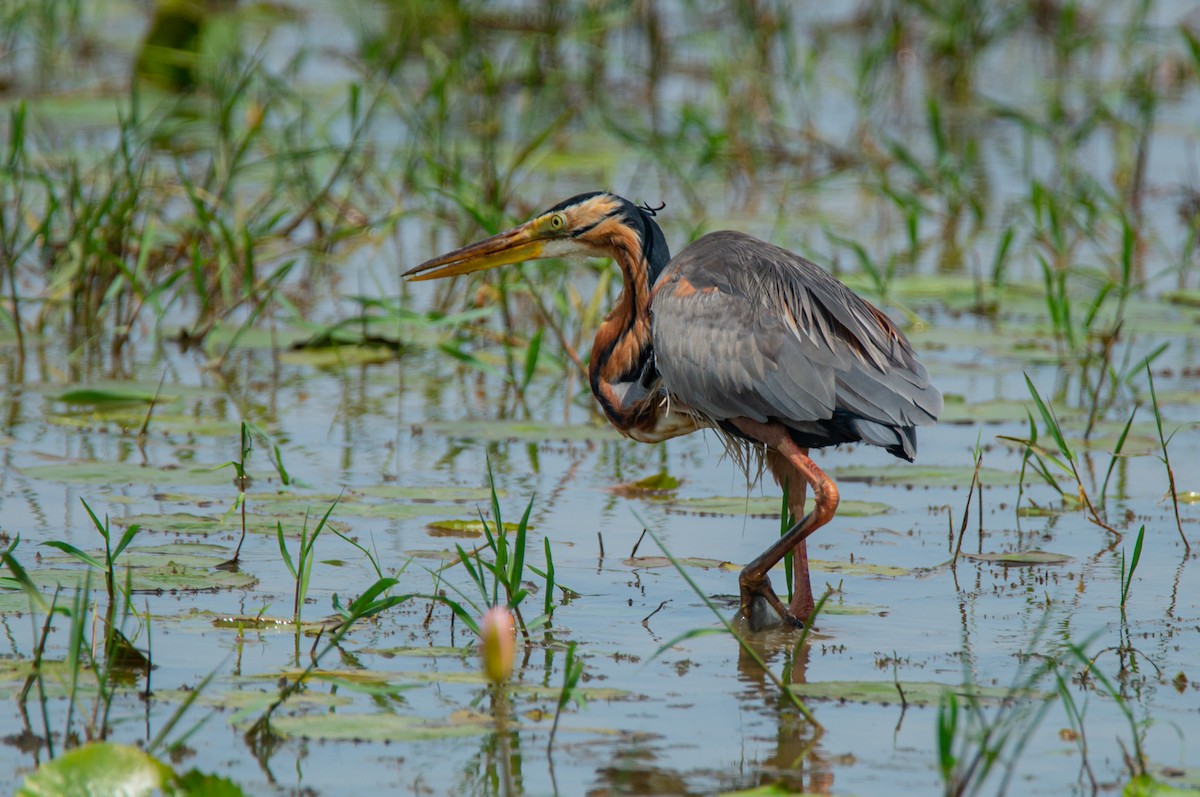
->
267, 711, 492, 742
426, 518, 527, 538
356, 485, 503, 502
113, 512, 349, 538
611, 472, 682, 496
21, 461, 236, 487
153, 687, 353, 714
15, 742, 172, 797
938, 398, 1045, 425
665, 496, 890, 517
279, 345, 399, 368
310, 499, 468, 520
358, 646, 469, 659
961, 550, 1072, 566
413, 419, 621, 443
833, 464, 1025, 488
809, 558, 910, 577
789, 680, 1036, 706
717, 786, 820, 797
54, 387, 176, 405
624, 556, 738, 570
34, 542, 257, 592
1123, 774, 1200, 797
257, 668, 630, 700
48, 411, 242, 438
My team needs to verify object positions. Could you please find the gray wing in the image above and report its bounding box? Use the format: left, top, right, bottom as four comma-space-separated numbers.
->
649, 230, 942, 459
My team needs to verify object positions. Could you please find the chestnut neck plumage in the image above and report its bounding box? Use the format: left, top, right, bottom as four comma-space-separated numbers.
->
584, 200, 690, 441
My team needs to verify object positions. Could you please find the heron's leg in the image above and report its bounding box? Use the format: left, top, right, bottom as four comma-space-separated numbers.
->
733, 420, 840, 629
766, 450, 813, 619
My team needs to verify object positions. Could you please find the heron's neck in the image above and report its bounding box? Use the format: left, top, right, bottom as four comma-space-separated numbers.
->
589, 248, 657, 432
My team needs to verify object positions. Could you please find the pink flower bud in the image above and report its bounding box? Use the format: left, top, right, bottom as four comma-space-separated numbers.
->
479, 606, 516, 684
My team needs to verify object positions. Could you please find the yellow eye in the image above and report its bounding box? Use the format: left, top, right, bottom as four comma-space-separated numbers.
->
549, 213, 565, 231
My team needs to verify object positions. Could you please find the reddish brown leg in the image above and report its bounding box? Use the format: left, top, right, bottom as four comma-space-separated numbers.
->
733, 419, 840, 630
768, 449, 814, 620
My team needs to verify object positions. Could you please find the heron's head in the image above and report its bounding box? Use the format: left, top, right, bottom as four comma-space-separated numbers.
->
404, 191, 671, 285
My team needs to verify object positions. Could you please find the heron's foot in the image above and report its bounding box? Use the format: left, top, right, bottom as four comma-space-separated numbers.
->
739, 573, 810, 631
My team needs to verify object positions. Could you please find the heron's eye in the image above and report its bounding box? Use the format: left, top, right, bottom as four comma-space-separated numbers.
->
549, 213, 565, 231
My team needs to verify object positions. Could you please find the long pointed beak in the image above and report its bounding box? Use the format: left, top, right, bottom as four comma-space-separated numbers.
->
403, 222, 545, 282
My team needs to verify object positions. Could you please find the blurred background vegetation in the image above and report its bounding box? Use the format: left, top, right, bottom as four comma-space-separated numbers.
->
0, 0, 1198, 391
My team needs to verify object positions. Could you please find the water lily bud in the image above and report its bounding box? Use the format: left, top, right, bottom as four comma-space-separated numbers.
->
479, 606, 516, 684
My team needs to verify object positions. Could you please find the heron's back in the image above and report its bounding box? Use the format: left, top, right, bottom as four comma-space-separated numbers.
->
649, 230, 942, 459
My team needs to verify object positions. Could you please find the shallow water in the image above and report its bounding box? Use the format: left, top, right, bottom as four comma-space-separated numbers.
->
3, 2, 1200, 795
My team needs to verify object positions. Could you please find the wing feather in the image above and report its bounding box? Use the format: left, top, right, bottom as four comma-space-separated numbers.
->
650, 231, 941, 457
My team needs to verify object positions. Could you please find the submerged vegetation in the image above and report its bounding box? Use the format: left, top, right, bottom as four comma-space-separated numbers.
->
1, 0, 1199, 795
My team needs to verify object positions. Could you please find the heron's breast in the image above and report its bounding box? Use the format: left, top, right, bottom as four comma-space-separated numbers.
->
597, 379, 703, 443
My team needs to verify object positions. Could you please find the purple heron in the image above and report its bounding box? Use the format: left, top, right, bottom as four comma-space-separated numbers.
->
405, 192, 942, 629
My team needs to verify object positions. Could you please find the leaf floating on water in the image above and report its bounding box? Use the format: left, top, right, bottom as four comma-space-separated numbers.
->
716, 785, 817, 797
357, 485, 502, 502
36, 543, 258, 592
280, 345, 399, 368
414, 419, 621, 443
789, 680, 1040, 706
611, 471, 681, 496
171, 769, 251, 797
809, 558, 910, 577
938, 398, 1047, 425
426, 518, 527, 537
15, 741, 172, 797
1122, 774, 1200, 797
114, 512, 350, 538
962, 550, 1073, 566
54, 387, 175, 406
624, 556, 738, 571
21, 461, 233, 487
833, 464, 1027, 488
666, 496, 890, 517
266, 711, 493, 742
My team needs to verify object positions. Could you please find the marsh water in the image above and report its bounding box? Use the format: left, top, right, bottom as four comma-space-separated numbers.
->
3, 2, 1200, 795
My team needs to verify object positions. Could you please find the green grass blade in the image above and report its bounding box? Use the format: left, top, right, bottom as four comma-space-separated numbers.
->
40, 540, 105, 570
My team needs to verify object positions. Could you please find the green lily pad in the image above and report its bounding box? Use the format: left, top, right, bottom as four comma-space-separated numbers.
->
413, 419, 621, 443
172, 770, 249, 797
426, 518, 526, 537
625, 556, 739, 570
961, 550, 1072, 566
153, 687, 354, 714
279, 345, 399, 368
48, 411, 243, 438
665, 496, 890, 517
1122, 774, 1200, 796
833, 464, 1025, 488
113, 512, 349, 538
54, 387, 176, 405
15, 742, 171, 797
34, 542, 257, 592
789, 680, 1038, 706
257, 668, 630, 700
358, 646, 470, 659
356, 485, 503, 502
21, 461, 237, 487
612, 472, 682, 495
809, 558, 910, 577
718, 786, 824, 797
938, 398, 1045, 425
266, 711, 493, 742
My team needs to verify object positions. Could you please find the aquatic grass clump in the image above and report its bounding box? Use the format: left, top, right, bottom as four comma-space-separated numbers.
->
434, 461, 562, 638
